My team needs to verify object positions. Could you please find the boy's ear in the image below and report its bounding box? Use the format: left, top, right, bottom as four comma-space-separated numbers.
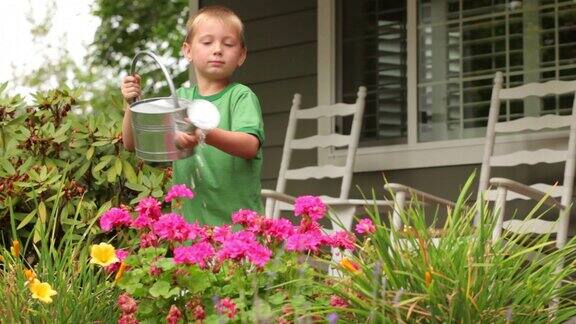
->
182, 42, 193, 62
238, 47, 247, 67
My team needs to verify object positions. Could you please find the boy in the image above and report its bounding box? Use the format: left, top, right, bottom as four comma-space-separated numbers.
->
121, 6, 265, 225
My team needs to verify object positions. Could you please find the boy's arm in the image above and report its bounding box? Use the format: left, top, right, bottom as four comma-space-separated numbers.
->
205, 128, 260, 159
122, 101, 135, 151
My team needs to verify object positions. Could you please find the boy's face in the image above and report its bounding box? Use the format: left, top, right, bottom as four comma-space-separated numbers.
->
183, 18, 246, 80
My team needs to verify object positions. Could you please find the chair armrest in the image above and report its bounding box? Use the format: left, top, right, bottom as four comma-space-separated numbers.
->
384, 183, 456, 208
260, 189, 296, 204
489, 177, 564, 209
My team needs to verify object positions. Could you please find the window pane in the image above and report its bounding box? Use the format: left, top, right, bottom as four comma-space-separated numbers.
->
418, 0, 576, 142
338, 0, 407, 145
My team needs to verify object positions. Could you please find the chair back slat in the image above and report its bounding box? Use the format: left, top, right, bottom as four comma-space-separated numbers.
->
490, 149, 566, 167
291, 134, 352, 149
284, 165, 347, 180
268, 87, 367, 218
495, 114, 572, 133
295, 103, 357, 119
485, 183, 564, 201
502, 219, 558, 235
499, 80, 576, 100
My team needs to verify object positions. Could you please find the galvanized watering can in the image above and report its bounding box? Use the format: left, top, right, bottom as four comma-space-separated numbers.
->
129, 51, 220, 162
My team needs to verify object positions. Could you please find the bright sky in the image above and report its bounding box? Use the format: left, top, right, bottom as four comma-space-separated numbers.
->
0, 0, 100, 95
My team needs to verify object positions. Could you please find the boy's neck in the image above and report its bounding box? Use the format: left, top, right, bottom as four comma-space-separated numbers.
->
195, 76, 231, 97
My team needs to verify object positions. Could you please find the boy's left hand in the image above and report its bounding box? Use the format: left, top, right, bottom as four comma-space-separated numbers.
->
174, 129, 201, 150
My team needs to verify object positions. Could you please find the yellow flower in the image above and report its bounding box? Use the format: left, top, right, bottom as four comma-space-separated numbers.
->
90, 243, 118, 267
339, 258, 361, 274
0, 255, 4, 262
425, 270, 432, 287
24, 269, 36, 282
114, 262, 127, 283
29, 279, 57, 304
10, 240, 20, 258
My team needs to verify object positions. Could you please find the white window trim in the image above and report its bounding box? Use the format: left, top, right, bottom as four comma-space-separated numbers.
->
317, 0, 570, 171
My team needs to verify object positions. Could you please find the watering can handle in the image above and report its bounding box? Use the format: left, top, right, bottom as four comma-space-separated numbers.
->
129, 50, 180, 109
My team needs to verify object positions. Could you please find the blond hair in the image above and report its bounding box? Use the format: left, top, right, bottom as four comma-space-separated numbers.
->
185, 5, 245, 47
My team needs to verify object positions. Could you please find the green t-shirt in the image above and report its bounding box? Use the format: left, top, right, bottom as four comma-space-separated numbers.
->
173, 83, 265, 225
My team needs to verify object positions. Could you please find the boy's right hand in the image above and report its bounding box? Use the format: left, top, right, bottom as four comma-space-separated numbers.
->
121, 74, 141, 103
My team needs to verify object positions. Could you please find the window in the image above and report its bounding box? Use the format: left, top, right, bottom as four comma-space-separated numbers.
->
337, 0, 408, 146
418, 0, 576, 142
322, 0, 576, 170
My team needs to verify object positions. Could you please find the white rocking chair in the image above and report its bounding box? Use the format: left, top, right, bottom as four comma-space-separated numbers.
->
261, 86, 391, 233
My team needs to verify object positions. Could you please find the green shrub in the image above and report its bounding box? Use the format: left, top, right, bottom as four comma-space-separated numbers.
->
0, 83, 171, 245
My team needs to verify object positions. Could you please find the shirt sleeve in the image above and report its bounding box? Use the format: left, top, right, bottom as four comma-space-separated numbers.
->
231, 90, 265, 147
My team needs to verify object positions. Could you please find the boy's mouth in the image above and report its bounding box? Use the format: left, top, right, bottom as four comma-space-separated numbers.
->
208, 60, 225, 66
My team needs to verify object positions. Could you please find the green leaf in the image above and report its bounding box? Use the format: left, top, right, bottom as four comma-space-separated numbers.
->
268, 292, 287, 305
107, 167, 117, 183
114, 157, 122, 175
156, 258, 175, 271
86, 146, 95, 160
149, 280, 171, 298
93, 159, 111, 173
17, 210, 37, 230
73, 161, 91, 180
38, 201, 47, 224
0, 159, 16, 175
125, 182, 147, 192
122, 160, 138, 183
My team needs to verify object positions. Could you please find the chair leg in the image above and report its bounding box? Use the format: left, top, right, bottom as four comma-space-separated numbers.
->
492, 187, 507, 242
328, 205, 356, 276
392, 191, 406, 231
265, 198, 275, 218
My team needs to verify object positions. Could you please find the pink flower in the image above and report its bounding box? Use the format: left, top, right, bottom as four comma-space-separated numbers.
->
165, 184, 194, 202
193, 305, 206, 320
216, 297, 238, 319
173, 242, 215, 268
99, 207, 132, 232
149, 265, 162, 276
105, 249, 129, 273
135, 197, 162, 220
330, 295, 349, 308
139, 232, 159, 248
355, 218, 376, 235
264, 218, 295, 240
213, 225, 233, 243
187, 222, 206, 241
215, 231, 271, 266
285, 232, 323, 252
216, 233, 252, 261
117, 293, 138, 314
246, 242, 272, 268
152, 213, 192, 242
231, 209, 259, 227
131, 215, 153, 230
329, 231, 356, 250
166, 305, 182, 324
294, 195, 326, 221
118, 313, 139, 324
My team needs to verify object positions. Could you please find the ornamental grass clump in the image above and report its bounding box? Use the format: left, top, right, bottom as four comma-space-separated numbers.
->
92, 188, 356, 322
320, 175, 576, 323
0, 192, 118, 323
